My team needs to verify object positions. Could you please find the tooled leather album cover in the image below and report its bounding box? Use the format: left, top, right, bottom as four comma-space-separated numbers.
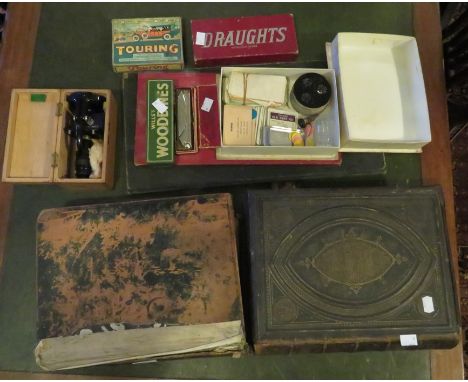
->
35, 193, 244, 369
248, 187, 460, 353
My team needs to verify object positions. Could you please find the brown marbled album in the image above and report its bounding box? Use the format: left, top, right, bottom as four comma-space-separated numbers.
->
37, 193, 242, 340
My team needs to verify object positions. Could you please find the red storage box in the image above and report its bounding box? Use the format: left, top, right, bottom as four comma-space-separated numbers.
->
190, 14, 299, 66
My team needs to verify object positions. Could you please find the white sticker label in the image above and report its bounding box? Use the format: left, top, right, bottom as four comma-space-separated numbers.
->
195, 32, 206, 46
152, 98, 168, 114
201, 97, 214, 112
400, 334, 418, 347
422, 295, 435, 313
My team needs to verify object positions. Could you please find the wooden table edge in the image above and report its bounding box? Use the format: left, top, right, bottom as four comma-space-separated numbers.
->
0, 2, 463, 380
415, 2, 465, 380
0, 3, 41, 279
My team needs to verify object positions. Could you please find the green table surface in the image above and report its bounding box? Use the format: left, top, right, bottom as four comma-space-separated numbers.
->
0, 3, 430, 379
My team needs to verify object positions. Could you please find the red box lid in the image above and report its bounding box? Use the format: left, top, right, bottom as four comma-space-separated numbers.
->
135, 72, 341, 167
191, 13, 299, 66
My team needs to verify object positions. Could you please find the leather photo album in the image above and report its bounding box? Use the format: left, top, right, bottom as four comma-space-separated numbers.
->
35, 193, 245, 370
247, 187, 460, 353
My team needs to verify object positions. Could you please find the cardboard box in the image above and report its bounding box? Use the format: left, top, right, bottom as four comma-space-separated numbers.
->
134, 72, 341, 166
2, 89, 117, 187
112, 17, 184, 72
191, 14, 298, 67
134, 72, 219, 166
218, 67, 341, 161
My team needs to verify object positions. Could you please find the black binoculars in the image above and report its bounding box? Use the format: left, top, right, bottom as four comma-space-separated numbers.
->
64, 92, 106, 178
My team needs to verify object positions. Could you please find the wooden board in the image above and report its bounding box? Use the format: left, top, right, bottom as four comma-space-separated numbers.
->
2, 89, 59, 182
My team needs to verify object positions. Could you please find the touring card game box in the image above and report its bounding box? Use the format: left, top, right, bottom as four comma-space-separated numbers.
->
112, 17, 184, 72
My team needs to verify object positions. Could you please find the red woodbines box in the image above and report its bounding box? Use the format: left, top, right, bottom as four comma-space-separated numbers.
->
190, 14, 299, 66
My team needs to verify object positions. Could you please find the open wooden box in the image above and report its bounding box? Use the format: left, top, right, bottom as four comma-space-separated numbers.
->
2, 89, 117, 187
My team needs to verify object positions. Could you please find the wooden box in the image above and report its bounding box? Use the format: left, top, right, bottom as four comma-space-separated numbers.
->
2, 89, 117, 187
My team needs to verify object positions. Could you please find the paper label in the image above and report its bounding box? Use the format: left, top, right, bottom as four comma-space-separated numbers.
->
270, 112, 296, 123
222, 104, 257, 146
267, 108, 299, 130
152, 98, 168, 114
201, 97, 214, 112
147, 80, 174, 163
195, 32, 206, 46
422, 296, 435, 313
400, 334, 418, 347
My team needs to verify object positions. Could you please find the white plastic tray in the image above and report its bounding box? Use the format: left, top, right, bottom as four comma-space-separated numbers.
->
330, 33, 431, 153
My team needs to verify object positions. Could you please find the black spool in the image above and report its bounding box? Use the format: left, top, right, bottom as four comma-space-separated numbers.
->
292, 73, 331, 110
